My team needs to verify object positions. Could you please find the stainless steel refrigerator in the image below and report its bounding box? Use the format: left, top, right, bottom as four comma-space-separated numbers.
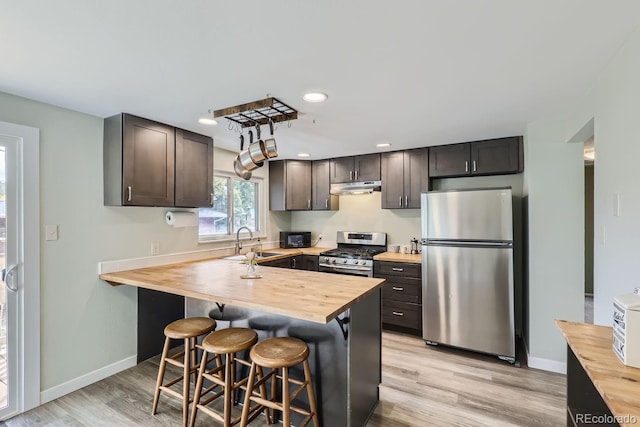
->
421, 187, 515, 362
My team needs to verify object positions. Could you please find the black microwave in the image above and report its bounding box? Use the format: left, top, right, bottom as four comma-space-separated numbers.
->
280, 231, 311, 248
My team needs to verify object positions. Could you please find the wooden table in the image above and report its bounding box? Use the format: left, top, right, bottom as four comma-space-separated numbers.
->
556, 320, 640, 426
101, 257, 385, 427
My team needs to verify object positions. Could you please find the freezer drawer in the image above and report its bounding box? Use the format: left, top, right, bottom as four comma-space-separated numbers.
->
423, 244, 515, 357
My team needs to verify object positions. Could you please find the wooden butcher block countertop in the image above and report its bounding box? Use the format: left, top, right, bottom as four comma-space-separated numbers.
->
373, 252, 422, 264
100, 257, 384, 324
556, 320, 640, 425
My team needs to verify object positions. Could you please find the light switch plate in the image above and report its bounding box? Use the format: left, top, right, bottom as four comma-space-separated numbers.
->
45, 225, 58, 241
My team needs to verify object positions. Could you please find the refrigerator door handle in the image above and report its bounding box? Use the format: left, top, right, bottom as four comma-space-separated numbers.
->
425, 239, 512, 248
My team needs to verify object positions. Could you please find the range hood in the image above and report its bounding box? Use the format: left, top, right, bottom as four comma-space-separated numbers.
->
330, 180, 382, 195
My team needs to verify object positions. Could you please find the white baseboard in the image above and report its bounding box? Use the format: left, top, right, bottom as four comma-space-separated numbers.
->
40, 355, 137, 404
523, 338, 566, 374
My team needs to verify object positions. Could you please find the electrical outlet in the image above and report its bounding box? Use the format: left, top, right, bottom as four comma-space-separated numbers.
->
151, 241, 160, 256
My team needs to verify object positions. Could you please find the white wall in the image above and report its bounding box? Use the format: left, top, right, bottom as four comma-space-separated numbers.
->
586, 27, 640, 325
0, 91, 285, 394
524, 119, 584, 370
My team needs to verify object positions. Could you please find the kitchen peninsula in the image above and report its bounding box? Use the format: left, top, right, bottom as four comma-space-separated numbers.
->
100, 257, 385, 427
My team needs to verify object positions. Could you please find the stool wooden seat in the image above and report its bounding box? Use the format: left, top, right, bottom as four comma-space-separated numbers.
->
152, 317, 217, 427
189, 328, 270, 427
241, 337, 319, 427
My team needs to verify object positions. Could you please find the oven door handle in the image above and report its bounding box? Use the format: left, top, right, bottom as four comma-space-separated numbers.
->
319, 264, 371, 272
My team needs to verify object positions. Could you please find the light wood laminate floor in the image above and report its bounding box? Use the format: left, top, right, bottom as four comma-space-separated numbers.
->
2, 331, 565, 426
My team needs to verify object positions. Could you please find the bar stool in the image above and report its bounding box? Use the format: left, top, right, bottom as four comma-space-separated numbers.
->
189, 328, 270, 427
152, 317, 217, 427
241, 337, 320, 427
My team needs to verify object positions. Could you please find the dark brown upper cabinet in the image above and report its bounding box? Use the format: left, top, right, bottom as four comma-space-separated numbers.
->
429, 137, 523, 178
311, 160, 339, 211
175, 129, 214, 207
269, 160, 312, 211
104, 113, 213, 207
329, 153, 381, 183
381, 148, 429, 209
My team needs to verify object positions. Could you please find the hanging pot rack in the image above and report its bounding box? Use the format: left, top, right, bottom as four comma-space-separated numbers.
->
213, 96, 298, 128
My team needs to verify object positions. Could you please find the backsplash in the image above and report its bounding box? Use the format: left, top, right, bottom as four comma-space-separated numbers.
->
289, 192, 421, 247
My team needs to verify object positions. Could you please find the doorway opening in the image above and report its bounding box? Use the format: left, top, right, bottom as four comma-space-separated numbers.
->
584, 136, 594, 324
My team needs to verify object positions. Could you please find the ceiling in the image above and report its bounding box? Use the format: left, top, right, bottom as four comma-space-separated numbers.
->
2, 1, 640, 160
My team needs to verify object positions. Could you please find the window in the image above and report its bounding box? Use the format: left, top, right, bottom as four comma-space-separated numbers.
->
199, 172, 265, 241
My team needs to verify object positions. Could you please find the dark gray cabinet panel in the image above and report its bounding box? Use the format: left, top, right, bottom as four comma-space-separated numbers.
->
471, 137, 521, 175
137, 288, 184, 363
381, 148, 428, 209
354, 153, 381, 181
329, 154, 381, 183
269, 160, 312, 211
374, 260, 422, 335
404, 148, 429, 208
381, 152, 405, 209
121, 114, 175, 206
260, 257, 293, 268
429, 137, 523, 178
428, 143, 471, 178
329, 157, 354, 183
312, 160, 339, 210
104, 113, 213, 207
175, 129, 213, 207
296, 255, 319, 271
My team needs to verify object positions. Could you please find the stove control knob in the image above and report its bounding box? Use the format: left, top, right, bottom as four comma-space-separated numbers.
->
343, 259, 348, 264
323, 257, 329, 263
354, 260, 360, 265
330, 259, 336, 264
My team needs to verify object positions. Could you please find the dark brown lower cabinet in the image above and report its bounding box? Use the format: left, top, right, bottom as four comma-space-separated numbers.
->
374, 260, 422, 336
261, 254, 319, 271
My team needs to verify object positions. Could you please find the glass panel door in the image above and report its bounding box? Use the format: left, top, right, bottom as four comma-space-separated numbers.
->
0, 136, 17, 418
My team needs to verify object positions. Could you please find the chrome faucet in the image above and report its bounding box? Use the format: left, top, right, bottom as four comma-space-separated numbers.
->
235, 226, 254, 254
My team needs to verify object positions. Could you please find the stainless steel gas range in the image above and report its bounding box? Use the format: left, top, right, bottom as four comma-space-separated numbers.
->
319, 232, 387, 277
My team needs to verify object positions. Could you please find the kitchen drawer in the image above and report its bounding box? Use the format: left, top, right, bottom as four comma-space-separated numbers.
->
381, 277, 421, 303
382, 300, 421, 330
374, 261, 421, 278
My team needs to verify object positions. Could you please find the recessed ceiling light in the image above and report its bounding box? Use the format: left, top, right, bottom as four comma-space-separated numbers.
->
198, 117, 218, 125
303, 92, 328, 103
376, 143, 391, 148
298, 153, 310, 157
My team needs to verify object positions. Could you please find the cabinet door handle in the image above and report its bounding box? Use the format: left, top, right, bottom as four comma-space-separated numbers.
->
465, 161, 469, 172
349, 171, 353, 181
405, 196, 408, 207
307, 199, 311, 209
392, 267, 404, 272
325, 199, 328, 209
355, 170, 358, 180
399, 196, 402, 207
392, 311, 404, 316
292, 258, 296, 268
473, 160, 477, 172
392, 286, 404, 291
210, 192, 214, 206
127, 186, 132, 202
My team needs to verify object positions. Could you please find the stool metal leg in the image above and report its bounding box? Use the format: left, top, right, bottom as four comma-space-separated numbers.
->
152, 336, 171, 415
